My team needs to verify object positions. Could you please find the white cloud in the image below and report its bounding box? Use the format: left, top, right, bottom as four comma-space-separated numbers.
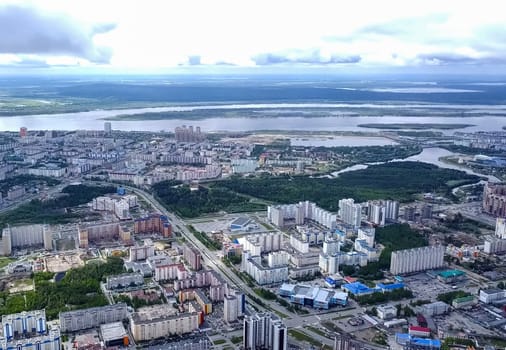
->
3, 0, 506, 71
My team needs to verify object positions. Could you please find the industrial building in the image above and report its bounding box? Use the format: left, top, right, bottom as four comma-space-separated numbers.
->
278, 283, 348, 309
243, 313, 287, 350
0, 310, 61, 350
390, 245, 445, 275
59, 303, 128, 332
0, 224, 52, 256
229, 217, 251, 231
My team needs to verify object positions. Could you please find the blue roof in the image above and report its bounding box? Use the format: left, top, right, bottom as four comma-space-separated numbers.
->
343, 282, 374, 294
396, 334, 441, 348
377, 282, 404, 290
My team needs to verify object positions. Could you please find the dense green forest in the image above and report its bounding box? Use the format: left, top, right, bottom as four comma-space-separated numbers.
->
0, 257, 124, 319
0, 184, 116, 229
152, 183, 265, 218
213, 162, 479, 211
315, 144, 422, 165
341, 224, 427, 279
375, 223, 428, 268
152, 162, 478, 218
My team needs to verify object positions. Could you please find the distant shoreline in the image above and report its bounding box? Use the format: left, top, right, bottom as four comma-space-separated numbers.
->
358, 123, 475, 130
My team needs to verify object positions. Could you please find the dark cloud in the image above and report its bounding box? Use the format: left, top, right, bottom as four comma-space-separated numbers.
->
252, 50, 361, 65
0, 57, 50, 68
0, 4, 115, 63
416, 52, 506, 66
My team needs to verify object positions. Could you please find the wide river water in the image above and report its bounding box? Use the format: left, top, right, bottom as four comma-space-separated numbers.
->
1, 104, 505, 132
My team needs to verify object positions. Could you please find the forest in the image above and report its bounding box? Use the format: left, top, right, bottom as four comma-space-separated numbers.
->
152, 182, 265, 218
0, 256, 124, 320
0, 184, 116, 229
214, 161, 479, 211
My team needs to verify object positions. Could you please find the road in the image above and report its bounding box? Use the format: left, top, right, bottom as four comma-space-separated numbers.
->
119, 184, 300, 318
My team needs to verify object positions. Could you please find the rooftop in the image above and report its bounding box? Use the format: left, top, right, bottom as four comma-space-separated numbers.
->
230, 217, 250, 226
438, 270, 465, 278
100, 322, 127, 342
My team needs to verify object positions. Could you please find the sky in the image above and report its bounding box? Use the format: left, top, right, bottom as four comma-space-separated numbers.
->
1, 0, 506, 75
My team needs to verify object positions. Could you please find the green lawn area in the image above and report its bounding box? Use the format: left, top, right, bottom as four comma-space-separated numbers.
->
213, 339, 227, 345
0, 257, 16, 269
289, 330, 333, 350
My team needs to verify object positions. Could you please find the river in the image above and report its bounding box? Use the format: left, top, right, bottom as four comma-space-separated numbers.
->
332, 147, 501, 182
1, 104, 506, 132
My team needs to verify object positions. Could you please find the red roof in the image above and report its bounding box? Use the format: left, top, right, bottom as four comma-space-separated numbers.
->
409, 325, 431, 332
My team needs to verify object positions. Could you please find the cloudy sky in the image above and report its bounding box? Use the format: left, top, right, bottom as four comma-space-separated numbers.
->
1, 0, 506, 74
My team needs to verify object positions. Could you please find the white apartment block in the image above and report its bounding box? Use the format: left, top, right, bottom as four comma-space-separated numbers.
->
130, 306, 198, 341
357, 227, 375, 247
224, 295, 239, 323
289, 235, 309, 253
319, 253, 339, 274
243, 313, 287, 350
484, 236, 506, 254
59, 303, 128, 332
242, 251, 288, 285
496, 218, 506, 239
129, 242, 155, 261
0, 224, 52, 256
267, 251, 289, 268
267, 201, 336, 229
390, 245, 445, 275
338, 199, 362, 228
242, 232, 282, 256
92, 195, 138, 220
367, 200, 399, 225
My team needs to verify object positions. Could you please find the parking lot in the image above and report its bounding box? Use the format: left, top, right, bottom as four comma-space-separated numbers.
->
403, 273, 457, 300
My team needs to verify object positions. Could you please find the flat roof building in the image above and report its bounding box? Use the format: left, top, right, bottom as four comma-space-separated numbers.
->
100, 322, 128, 347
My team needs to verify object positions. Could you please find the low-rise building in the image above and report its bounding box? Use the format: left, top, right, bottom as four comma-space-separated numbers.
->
377, 304, 398, 320
106, 273, 144, 290
479, 288, 506, 304
437, 270, 466, 284
452, 295, 477, 309
420, 301, 449, 316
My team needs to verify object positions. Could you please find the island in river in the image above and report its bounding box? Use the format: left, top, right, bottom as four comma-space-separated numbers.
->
358, 123, 475, 130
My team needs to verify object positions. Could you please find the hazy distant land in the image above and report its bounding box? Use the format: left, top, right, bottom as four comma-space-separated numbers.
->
358, 123, 475, 130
